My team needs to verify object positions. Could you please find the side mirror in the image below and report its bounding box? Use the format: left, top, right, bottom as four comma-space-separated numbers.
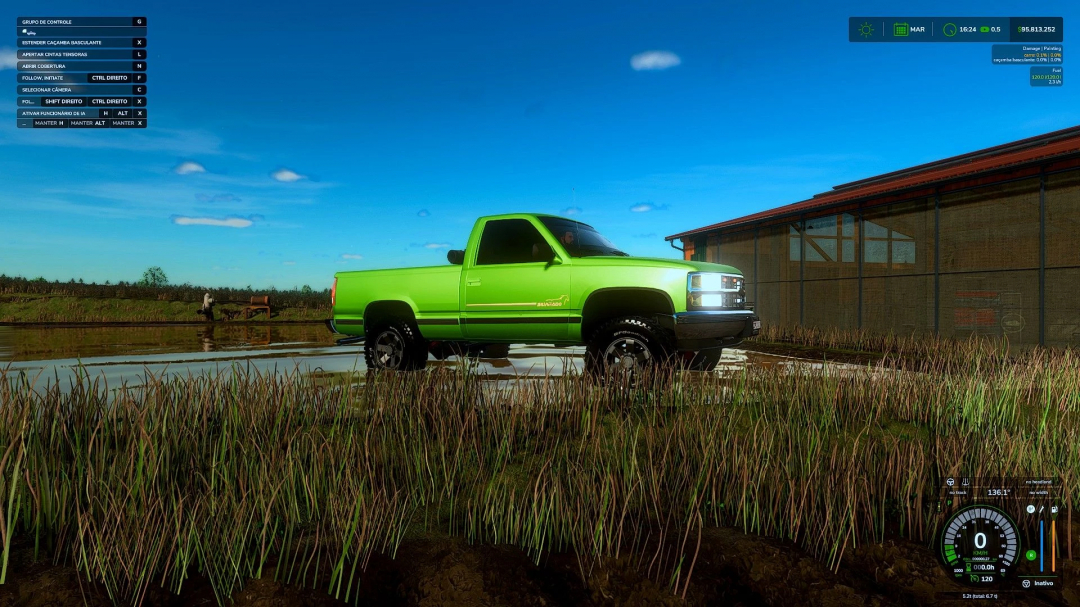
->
447, 249, 465, 265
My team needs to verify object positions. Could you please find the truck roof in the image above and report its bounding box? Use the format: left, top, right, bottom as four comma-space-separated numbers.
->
475, 212, 582, 223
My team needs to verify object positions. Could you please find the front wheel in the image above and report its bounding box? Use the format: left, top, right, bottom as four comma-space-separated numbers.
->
364, 319, 428, 371
585, 316, 674, 381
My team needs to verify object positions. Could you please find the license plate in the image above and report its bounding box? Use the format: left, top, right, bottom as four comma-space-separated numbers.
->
752, 320, 761, 332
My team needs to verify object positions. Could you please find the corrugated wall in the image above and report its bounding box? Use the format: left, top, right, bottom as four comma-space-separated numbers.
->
701, 166, 1080, 347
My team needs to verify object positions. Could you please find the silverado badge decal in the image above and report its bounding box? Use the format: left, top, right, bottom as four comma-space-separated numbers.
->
536, 294, 569, 308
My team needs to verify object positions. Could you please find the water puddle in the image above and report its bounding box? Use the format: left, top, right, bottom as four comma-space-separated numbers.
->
0, 325, 866, 392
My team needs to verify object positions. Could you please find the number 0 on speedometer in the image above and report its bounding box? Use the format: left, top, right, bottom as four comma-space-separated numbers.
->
939, 505, 1020, 585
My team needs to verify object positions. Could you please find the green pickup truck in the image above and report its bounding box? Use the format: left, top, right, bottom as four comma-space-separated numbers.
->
328, 213, 759, 374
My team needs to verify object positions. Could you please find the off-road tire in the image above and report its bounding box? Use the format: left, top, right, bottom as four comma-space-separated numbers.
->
364, 319, 428, 371
585, 316, 675, 380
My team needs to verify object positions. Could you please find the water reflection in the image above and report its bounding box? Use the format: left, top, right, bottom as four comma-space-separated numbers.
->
0, 327, 12, 362
0, 324, 864, 394
201, 325, 214, 352
0, 323, 334, 362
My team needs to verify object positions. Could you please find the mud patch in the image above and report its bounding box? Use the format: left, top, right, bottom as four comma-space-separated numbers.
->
0, 529, 1073, 606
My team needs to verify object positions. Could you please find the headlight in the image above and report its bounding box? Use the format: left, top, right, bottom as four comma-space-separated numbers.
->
687, 272, 744, 310
690, 273, 723, 291
693, 294, 727, 307
687, 272, 743, 292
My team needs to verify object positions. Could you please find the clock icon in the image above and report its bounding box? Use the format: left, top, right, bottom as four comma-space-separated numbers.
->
943, 23, 958, 37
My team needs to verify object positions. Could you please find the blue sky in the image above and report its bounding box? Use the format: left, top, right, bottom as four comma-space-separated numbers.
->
1, 0, 1077, 289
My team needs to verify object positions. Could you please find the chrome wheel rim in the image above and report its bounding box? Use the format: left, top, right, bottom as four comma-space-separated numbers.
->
374, 330, 405, 369
602, 337, 651, 374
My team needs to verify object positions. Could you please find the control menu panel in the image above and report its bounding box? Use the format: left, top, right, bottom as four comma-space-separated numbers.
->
16, 16, 148, 129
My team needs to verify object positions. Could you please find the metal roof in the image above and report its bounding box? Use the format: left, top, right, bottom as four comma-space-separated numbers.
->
666, 125, 1080, 241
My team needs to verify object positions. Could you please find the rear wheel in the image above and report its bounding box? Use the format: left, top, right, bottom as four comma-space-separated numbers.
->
364, 319, 428, 371
585, 316, 674, 381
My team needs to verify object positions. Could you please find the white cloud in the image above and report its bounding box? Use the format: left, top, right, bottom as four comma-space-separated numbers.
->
341, 253, 363, 260
271, 168, 306, 182
630, 50, 681, 71
174, 161, 206, 175
417, 209, 430, 217
283, 261, 296, 266
0, 48, 16, 71
630, 202, 669, 212
172, 216, 254, 228
561, 206, 582, 216
424, 242, 451, 249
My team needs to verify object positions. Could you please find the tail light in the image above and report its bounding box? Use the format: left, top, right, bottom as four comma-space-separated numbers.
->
331, 277, 337, 307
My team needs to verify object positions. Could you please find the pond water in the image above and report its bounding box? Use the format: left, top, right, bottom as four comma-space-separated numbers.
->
0, 324, 859, 390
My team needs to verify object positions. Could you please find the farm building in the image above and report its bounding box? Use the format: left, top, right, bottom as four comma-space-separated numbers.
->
666, 125, 1080, 347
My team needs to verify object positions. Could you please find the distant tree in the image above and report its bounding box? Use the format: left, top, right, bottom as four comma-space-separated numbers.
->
104, 280, 111, 285
137, 266, 168, 287
301, 285, 313, 294
32, 276, 46, 283
78, 278, 84, 284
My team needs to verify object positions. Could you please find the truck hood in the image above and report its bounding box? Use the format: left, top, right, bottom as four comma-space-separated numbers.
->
571, 256, 743, 275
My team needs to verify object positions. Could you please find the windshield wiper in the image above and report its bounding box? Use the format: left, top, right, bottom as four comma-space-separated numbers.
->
610, 250, 630, 256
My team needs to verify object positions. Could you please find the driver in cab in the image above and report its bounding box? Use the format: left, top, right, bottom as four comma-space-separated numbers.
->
531, 229, 574, 261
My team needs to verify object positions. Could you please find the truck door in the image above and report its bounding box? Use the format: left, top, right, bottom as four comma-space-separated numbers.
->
462, 218, 571, 342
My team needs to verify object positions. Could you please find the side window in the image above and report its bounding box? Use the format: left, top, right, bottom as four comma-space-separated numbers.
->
475, 219, 548, 265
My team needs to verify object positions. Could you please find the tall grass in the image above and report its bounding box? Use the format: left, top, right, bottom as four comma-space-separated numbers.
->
0, 346, 1077, 604
755, 324, 1024, 372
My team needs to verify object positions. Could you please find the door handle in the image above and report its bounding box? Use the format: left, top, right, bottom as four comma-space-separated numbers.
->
466, 279, 481, 286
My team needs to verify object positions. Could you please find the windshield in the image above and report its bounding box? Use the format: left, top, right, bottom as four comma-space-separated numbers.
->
539, 218, 629, 258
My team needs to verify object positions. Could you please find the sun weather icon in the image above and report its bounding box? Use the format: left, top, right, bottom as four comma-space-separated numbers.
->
858, 22, 875, 38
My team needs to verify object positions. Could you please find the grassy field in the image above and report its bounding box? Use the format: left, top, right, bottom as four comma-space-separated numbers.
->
743, 323, 1028, 373
0, 334, 1077, 605
0, 275, 330, 323
0, 293, 328, 323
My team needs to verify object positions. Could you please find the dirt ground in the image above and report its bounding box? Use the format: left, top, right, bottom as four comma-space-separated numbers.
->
1, 524, 1076, 607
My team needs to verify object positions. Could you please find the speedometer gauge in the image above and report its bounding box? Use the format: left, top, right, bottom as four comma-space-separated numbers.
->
939, 505, 1020, 586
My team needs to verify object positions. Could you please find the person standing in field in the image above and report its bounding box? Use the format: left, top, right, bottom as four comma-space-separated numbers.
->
200, 291, 215, 321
